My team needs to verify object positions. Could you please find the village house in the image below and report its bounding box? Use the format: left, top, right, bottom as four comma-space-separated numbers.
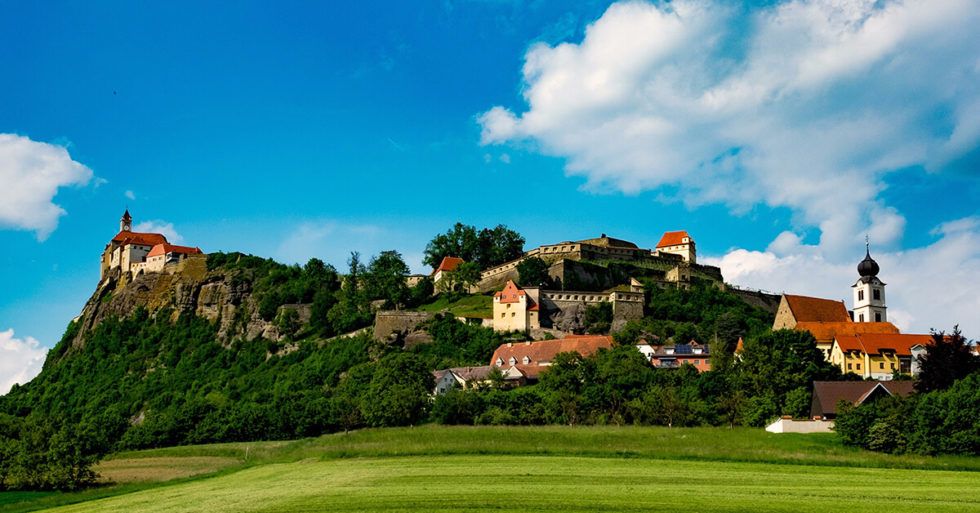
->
431, 366, 494, 395
810, 380, 916, 420
489, 335, 613, 384
828, 333, 930, 379
431, 256, 464, 285
638, 340, 712, 372
133, 243, 204, 275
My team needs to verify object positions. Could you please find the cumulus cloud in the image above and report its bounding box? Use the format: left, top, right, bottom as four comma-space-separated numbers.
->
0, 133, 94, 240
479, 0, 980, 257
0, 329, 47, 395
706, 217, 980, 335
134, 220, 183, 243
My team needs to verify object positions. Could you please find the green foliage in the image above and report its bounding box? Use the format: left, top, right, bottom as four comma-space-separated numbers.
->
584, 302, 613, 334
412, 314, 512, 369
0, 414, 101, 491
916, 326, 979, 393
364, 250, 410, 309
734, 329, 841, 426
516, 257, 552, 287
422, 222, 525, 269
360, 354, 434, 427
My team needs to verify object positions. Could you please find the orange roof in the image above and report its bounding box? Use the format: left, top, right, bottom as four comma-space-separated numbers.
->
783, 295, 851, 323
111, 231, 168, 247
796, 321, 900, 343
432, 256, 464, 275
656, 231, 692, 248
490, 336, 613, 367
494, 280, 527, 304
147, 243, 204, 258
851, 333, 932, 356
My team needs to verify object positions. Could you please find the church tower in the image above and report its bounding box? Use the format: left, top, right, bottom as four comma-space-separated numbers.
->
120, 209, 132, 232
852, 241, 886, 323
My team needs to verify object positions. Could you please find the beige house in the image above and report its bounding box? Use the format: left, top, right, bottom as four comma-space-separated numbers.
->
492, 280, 540, 332
141, 243, 204, 274
655, 231, 696, 263
100, 211, 169, 279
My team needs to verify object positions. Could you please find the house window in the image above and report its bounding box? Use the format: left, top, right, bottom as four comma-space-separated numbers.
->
858, 290, 864, 301
495, 358, 503, 366
694, 360, 700, 365
891, 363, 895, 370
509, 357, 516, 365
875, 312, 881, 322
522, 356, 530, 364
856, 364, 861, 370
501, 313, 505, 318
873, 289, 881, 300
859, 314, 865, 322
847, 363, 852, 370
511, 312, 515, 317
879, 363, 884, 370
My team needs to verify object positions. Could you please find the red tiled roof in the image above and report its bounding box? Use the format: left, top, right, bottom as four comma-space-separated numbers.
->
432, 256, 464, 275
147, 243, 204, 258
848, 333, 932, 356
783, 295, 851, 323
494, 280, 527, 303
797, 321, 900, 343
656, 231, 692, 248
111, 231, 168, 247
490, 336, 613, 367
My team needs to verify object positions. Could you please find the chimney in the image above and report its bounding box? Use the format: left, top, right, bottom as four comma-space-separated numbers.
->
507, 343, 513, 347
525, 341, 531, 345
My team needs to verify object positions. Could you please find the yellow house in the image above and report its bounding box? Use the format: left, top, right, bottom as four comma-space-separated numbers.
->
829, 333, 931, 379
492, 280, 539, 332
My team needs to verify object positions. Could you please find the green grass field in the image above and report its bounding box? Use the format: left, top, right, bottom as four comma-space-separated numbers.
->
413, 294, 493, 319
4, 426, 980, 512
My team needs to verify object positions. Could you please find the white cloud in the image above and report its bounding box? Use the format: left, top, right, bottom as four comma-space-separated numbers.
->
0, 133, 94, 240
134, 220, 183, 243
479, 0, 980, 258
125, 190, 136, 200
0, 329, 47, 395
706, 217, 980, 335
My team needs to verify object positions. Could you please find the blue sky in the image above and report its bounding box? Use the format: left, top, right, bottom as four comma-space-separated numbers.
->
2, 0, 979, 391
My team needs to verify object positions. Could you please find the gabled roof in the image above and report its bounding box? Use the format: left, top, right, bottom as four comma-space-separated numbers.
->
494, 280, 527, 303
490, 336, 613, 368
834, 333, 932, 356
783, 295, 851, 323
432, 256, 464, 275
111, 231, 168, 247
810, 381, 916, 417
656, 231, 692, 248
796, 321, 900, 343
147, 243, 204, 258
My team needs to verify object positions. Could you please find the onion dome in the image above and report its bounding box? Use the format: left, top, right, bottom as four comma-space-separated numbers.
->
857, 247, 879, 277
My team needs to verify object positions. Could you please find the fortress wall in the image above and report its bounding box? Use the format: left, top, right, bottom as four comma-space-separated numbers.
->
373, 311, 434, 342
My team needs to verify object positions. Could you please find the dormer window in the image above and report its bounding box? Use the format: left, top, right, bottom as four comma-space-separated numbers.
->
495, 358, 503, 366
509, 357, 516, 365
522, 356, 530, 364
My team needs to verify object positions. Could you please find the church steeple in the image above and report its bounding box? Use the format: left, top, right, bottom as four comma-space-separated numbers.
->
852, 237, 886, 323
120, 209, 132, 232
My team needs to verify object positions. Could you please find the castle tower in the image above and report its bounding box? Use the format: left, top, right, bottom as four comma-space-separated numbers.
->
120, 209, 132, 232
852, 241, 886, 323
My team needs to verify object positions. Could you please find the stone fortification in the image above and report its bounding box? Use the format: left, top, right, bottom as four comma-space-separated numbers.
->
373, 311, 434, 344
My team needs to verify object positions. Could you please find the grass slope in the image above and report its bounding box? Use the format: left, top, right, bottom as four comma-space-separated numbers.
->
6, 426, 980, 512
413, 295, 492, 319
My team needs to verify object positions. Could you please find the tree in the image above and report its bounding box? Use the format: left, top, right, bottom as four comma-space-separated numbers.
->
452, 261, 482, 292
584, 302, 613, 334
360, 353, 434, 427
365, 250, 410, 309
735, 329, 840, 425
916, 326, 979, 393
517, 257, 550, 287
423, 223, 525, 269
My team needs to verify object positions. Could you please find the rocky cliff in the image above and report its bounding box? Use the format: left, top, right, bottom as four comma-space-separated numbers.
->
69, 256, 285, 351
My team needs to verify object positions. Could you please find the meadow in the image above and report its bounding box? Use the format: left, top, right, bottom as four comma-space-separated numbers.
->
3, 425, 979, 512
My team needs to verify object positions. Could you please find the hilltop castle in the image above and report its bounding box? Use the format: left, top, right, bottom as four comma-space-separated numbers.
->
100, 210, 204, 280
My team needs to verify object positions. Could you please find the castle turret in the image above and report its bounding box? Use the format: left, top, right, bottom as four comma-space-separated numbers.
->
852, 241, 886, 323
120, 209, 132, 232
